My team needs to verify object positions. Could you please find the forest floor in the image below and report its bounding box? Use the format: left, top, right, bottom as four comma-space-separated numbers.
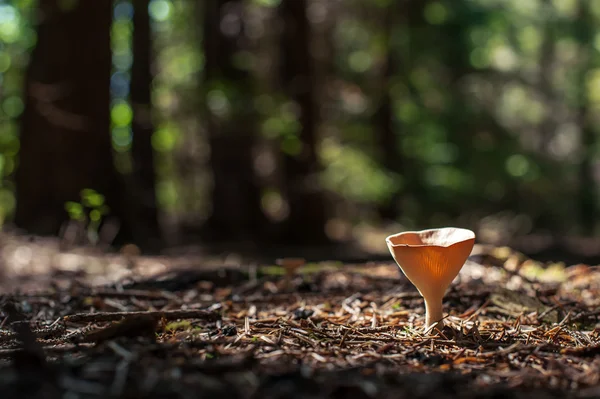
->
0, 233, 599, 398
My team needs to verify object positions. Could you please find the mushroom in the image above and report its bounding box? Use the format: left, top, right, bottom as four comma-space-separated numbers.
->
276, 258, 306, 289
386, 227, 476, 331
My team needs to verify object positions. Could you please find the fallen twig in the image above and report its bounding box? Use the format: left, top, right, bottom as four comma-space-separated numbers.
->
64, 309, 221, 324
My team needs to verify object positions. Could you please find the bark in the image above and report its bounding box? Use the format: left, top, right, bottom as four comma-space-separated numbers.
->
14, 0, 133, 243
278, 0, 329, 244
375, 4, 400, 220
131, 0, 162, 247
201, 0, 269, 241
576, 0, 596, 234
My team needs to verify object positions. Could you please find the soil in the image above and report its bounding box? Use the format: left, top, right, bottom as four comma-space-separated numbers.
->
0, 236, 598, 398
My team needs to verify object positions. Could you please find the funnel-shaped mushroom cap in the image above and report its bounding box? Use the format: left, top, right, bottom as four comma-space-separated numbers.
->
386, 228, 475, 302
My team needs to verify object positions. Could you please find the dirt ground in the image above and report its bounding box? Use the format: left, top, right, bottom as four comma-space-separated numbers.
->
0, 234, 599, 398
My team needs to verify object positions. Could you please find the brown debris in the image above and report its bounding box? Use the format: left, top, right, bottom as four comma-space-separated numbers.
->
0, 240, 597, 398
80, 314, 159, 343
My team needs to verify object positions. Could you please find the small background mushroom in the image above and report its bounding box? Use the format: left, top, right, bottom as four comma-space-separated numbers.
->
276, 258, 306, 289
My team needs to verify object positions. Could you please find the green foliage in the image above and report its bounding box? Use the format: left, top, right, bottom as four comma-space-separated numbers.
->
259, 97, 303, 155
64, 202, 85, 222
1, 0, 599, 236
64, 189, 110, 244
321, 138, 400, 204
164, 320, 192, 332
0, 1, 34, 224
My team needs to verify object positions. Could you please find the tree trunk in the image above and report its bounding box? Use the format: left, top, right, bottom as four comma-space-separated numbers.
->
278, 0, 329, 245
201, 0, 268, 242
14, 0, 133, 243
131, 0, 162, 247
375, 4, 400, 221
576, 0, 596, 234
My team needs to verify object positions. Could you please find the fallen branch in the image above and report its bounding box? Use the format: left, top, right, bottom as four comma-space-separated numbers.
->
81, 314, 159, 343
64, 309, 221, 324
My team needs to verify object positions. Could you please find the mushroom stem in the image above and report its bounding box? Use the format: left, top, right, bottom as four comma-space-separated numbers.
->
424, 296, 444, 331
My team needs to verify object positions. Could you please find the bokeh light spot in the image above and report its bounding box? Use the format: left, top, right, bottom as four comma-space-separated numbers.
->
3, 96, 24, 118
424, 2, 448, 25
207, 89, 229, 116
0, 5, 20, 44
114, 1, 134, 20
505, 154, 529, 177
348, 51, 373, 73
111, 101, 133, 127
152, 125, 179, 152
112, 127, 133, 150
149, 0, 171, 22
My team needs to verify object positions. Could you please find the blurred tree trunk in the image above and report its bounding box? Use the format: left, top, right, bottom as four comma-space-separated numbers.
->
375, 4, 400, 221
278, 0, 329, 244
377, 0, 428, 223
201, 0, 268, 241
576, 0, 596, 234
14, 0, 133, 243
130, 0, 162, 247
538, 0, 556, 154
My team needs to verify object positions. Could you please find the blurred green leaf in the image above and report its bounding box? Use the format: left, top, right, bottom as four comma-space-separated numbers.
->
65, 201, 85, 221
81, 189, 105, 208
